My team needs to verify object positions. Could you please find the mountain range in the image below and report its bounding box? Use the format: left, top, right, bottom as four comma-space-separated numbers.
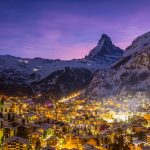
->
0, 31, 149, 99
86, 31, 150, 99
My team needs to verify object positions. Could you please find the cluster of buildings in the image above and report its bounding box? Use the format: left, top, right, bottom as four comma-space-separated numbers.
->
0, 92, 149, 150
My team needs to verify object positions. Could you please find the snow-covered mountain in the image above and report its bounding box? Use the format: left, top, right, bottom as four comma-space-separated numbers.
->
86, 31, 150, 99
0, 34, 123, 98
124, 31, 150, 57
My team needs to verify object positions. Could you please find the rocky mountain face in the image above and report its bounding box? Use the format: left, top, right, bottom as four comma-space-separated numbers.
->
86, 32, 150, 99
87, 34, 123, 64
0, 34, 123, 99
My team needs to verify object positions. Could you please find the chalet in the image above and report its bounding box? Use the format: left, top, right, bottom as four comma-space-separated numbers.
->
2, 136, 29, 150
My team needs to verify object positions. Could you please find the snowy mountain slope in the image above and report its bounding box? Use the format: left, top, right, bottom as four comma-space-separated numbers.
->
32, 67, 92, 99
86, 32, 150, 99
0, 34, 123, 98
124, 31, 150, 57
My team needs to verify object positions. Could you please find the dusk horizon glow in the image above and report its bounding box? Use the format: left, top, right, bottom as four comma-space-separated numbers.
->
0, 0, 150, 60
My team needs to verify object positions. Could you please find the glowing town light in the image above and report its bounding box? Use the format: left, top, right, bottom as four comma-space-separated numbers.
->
114, 113, 128, 122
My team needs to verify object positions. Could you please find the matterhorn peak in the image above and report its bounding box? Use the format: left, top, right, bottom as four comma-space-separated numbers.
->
87, 34, 123, 63
98, 34, 112, 45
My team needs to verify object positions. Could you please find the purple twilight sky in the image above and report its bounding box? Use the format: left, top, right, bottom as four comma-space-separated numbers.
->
0, 0, 150, 60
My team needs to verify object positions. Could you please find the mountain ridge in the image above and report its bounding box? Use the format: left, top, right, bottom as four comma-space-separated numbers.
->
0, 34, 123, 98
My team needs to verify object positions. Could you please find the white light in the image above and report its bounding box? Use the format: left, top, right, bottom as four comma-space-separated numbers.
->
33, 68, 39, 72
114, 114, 127, 122
24, 60, 28, 64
